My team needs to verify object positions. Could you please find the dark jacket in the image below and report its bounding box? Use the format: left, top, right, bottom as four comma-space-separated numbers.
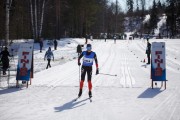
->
77, 45, 82, 53
40, 40, 43, 47
146, 42, 151, 55
0, 50, 10, 62
54, 40, 58, 46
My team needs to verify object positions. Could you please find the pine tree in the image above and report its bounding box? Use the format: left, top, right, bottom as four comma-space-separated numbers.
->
126, 0, 134, 14
149, 0, 158, 34
165, 0, 177, 38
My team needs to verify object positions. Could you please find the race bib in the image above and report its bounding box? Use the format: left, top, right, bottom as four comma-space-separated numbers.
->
83, 57, 93, 63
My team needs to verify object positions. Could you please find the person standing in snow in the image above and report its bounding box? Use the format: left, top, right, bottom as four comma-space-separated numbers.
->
77, 44, 82, 56
0, 47, 11, 75
114, 35, 117, 44
39, 38, 43, 52
146, 39, 151, 64
104, 33, 107, 42
77, 44, 99, 98
54, 39, 58, 50
44, 47, 54, 69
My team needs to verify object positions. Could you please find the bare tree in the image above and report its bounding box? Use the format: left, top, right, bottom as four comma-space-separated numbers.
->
5, 0, 10, 46
30, 0, 46, 42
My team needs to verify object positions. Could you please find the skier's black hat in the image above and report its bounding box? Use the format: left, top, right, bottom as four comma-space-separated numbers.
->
87, 44, 91, 47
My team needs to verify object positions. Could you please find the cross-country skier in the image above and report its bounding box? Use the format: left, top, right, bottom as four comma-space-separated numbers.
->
77, 44, 99, 98
44, 47, 54, 69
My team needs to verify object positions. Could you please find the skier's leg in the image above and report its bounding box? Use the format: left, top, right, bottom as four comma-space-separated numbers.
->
87, 67, 92, 97
47, 59, 51, 67
147, 54, 150, 64
49, 59, 51, 67
78, 66, 86, 97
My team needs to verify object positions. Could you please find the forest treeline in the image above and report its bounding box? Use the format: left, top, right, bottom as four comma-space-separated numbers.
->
0, 0, 179, 42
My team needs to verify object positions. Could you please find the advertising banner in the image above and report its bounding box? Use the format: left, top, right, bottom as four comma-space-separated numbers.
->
16, 43, 33, 81
151, 42, 166, 81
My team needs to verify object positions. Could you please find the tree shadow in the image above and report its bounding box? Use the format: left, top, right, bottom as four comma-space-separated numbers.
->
0, 87, 21, 95
54, 98, 89, 112
138, 88, 164, 98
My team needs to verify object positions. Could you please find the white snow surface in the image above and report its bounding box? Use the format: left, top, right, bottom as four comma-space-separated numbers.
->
143, 14, 150, 24
1, 38, 180, 120
154, 14, 167, 36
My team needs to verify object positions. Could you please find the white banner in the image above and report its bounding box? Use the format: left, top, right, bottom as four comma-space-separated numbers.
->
151, 42, 166, 81
16, 43, 33, 81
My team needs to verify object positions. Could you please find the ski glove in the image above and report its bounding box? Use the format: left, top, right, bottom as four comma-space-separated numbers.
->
78, 62, 81, 66
96, 68, 99, 75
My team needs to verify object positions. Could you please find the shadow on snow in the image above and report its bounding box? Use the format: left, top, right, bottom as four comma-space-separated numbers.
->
54, 98, 89, 112
138, 88, 164, 98
0, 87, 21, 95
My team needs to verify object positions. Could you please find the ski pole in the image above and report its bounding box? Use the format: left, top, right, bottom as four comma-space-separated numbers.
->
99, 73, 117, 76
78, 53, 81, 83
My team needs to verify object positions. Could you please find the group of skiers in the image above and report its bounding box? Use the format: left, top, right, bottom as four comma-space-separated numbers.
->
103, 34, 117, 44
76, 37, 151, 98
0, 37, 151, 99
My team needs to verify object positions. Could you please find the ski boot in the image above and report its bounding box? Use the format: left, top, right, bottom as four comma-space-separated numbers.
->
88, 91, 92, 98
78, 89, 82, 97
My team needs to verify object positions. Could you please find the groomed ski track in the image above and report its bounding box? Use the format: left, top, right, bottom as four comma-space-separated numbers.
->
0, 39, 180, 120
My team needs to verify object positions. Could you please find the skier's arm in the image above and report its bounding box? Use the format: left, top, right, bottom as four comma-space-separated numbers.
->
94, 53, 99, 74
8, 52, 11, 57
78, 52, 83, 65
94, 53, 98, 68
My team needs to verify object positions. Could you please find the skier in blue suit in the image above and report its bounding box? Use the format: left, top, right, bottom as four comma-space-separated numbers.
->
78, 44, 99, 98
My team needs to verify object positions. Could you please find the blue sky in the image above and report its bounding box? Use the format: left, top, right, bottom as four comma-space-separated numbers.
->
109, 0, 166, 12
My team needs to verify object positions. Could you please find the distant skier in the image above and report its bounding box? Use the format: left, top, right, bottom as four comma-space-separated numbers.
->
44, 47, 54, 69
0, 47, 11, 75
54, 39, 58, 50
114, 35, 117, 44
39, 38, 43, 52
104, 33, 107, 42
146, 39, 151, 64
77, 44, 99, 98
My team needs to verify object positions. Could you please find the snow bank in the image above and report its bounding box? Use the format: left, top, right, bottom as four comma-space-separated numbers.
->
143, 14, 150, 24
154, 14, 167, 36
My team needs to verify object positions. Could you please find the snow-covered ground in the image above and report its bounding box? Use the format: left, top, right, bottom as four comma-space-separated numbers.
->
0, 38, 180, 120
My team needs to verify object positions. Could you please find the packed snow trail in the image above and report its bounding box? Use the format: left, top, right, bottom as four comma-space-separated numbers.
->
1, 39, 180, 120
